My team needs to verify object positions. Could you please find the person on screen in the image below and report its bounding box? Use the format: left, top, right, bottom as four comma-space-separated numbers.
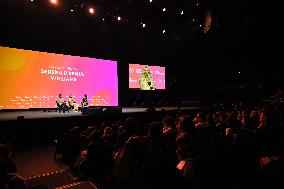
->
139, 65, 155, 90
56, 94, 68, 113
68, 94, 79, 112
81, 94, 88, 110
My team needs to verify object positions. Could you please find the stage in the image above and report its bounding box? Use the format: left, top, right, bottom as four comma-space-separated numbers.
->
0, 107, 200, 122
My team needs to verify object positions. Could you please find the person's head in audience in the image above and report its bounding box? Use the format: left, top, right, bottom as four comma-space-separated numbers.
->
176, 115, 195, 134
206, 112, 215, 127
176, 132, 191, 148
249, 110, 260, 130
162, 116, 175, 135
69, 126, 80, 133
124, 117, 137, 133
0, 144, 10, 157
175, 109, 187, 120
240, 110, 249, 129
258, 108, 270, 130
111, 121, 122, 133
103, 127, 112, 136
100, 122, 108, 131
225, 128, 232, 137
117, 125, 125, 134
90, 131, 102, 145
259, 109, 267, 123
193, 112, 205, 125
148, 122, 162, 137
213, 112, 221, 123
86, 125, 97, 135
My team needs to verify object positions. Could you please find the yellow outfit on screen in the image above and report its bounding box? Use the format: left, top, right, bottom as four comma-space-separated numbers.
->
139, 66, 155, 90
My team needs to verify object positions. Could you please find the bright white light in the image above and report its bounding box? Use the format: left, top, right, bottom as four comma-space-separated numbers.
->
89, 8, 95, 14
102, 18, 105, 21
199, 24, 202, 27
181, 11, 184, 15
192, 18, 195, 22
117, 16, 121, 21
30, 0, 34, 2
142, 23, 146, 27
149, 0, 152, 2
162, 29, 166, 33
70, 9, 74, 12
163, 8, 166, 12
50, 0, 57, 4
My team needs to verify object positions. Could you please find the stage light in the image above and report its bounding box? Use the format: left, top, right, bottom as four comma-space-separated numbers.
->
199, 24, 202, 27
117, 16, 121, 21
70, 9, 74, 12
162, 29, 166, 33
149, 0, 152, 2
30, 0, 34, 2
102, 18, 105, 21
181, 10, 184, 15
89, 7, 95, 14
50, 0, 57, 5
163, 8, 166, 12
192, 18, 195, 22
142, 23, 146, 27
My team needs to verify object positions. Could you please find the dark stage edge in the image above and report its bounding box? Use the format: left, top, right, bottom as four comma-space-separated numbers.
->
0, 107, 200, 122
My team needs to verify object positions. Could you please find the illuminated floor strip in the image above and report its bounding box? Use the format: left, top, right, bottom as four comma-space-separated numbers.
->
25, 169, 65, 180
54, 181, 82, 189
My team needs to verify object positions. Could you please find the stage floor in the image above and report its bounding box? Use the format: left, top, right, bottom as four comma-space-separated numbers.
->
0, 107, 200, 122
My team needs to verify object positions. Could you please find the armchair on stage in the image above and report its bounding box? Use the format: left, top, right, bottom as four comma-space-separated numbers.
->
68, 95, 79, 112
56, 94, 69, 113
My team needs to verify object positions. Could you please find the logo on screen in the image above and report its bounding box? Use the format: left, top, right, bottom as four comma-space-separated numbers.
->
40, 66, 85, 82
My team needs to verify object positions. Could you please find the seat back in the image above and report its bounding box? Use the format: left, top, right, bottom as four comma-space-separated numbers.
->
142, 147, 174, 189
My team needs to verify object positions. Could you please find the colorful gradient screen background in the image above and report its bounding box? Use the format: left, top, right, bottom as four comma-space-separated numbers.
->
129, 64, 165, 89
0, 46, 118, 109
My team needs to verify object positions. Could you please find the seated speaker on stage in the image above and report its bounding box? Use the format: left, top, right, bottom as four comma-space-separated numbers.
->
68, 94, 79, 112
81, 94, 88, 110
56, 93, 68, 113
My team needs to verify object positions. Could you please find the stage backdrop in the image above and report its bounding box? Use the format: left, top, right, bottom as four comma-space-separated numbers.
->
129, 64, 165, 89
0, 46, 118, 109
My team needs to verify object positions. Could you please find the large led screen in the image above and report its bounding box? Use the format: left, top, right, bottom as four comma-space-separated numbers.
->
129, 64, 165, 90
0, 46, 118, 109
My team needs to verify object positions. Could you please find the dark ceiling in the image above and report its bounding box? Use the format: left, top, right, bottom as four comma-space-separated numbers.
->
0, 0, 281, 102
0, 0, 205, 60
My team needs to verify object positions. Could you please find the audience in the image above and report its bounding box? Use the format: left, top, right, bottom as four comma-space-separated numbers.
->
1, 89, 284, 189
0, 144, 26, 189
